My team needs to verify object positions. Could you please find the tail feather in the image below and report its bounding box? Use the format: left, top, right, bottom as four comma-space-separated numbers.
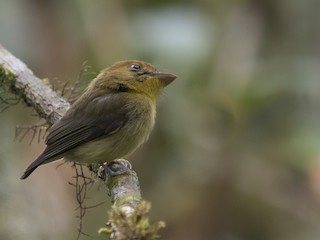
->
20, 153, 48, 179
20, 165, 39, 179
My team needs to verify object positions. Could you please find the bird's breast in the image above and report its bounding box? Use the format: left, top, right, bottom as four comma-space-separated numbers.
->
119, 96, 156, 151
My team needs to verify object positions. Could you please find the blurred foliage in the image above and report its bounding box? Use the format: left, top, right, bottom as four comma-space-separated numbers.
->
1, 0, 320, 240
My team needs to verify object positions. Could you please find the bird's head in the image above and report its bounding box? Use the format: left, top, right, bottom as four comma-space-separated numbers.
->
89, 60, 176, 100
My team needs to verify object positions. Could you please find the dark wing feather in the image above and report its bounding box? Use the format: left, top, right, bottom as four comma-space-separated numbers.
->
21, 94, 128, 179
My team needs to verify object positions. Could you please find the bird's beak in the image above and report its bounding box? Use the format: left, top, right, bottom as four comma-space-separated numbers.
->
152, 72, 177, 86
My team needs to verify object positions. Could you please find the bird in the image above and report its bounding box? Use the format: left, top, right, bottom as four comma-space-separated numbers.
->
21, 60, 176, 179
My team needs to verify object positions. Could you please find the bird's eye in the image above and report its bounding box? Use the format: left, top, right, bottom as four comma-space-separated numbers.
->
129, 64, 141, 71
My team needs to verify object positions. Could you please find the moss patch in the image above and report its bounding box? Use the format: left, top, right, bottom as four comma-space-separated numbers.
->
99, 201, 165, 240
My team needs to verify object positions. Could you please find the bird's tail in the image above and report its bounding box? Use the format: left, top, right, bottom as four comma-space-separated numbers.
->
20, 165, 39, 179
20, 153, 49, 179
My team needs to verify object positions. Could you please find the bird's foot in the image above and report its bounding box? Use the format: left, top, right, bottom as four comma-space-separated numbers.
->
98, 159, 132, 181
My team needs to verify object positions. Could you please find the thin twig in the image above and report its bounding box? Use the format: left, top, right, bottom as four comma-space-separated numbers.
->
69, 162, 99, 240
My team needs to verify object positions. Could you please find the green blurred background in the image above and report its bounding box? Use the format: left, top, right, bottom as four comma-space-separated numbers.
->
1, 0, 320, 239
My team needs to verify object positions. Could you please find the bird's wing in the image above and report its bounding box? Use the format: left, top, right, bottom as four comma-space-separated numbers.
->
44, 94, 128, 159
20, 94, 128, 179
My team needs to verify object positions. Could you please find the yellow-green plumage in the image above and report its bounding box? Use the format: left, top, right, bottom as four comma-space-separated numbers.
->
21, 60, 176, 179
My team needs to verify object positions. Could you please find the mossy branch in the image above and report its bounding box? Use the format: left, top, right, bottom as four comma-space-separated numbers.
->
0, 44, 69, 123
98, 161, 165, 240
0, 44, 164, 239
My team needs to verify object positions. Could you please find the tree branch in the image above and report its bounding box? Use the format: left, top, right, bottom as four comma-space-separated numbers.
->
0, 43, 69, 124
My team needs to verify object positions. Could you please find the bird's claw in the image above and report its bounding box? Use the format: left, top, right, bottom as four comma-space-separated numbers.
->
108, 158, 132, 169
98, 159, 132, 181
